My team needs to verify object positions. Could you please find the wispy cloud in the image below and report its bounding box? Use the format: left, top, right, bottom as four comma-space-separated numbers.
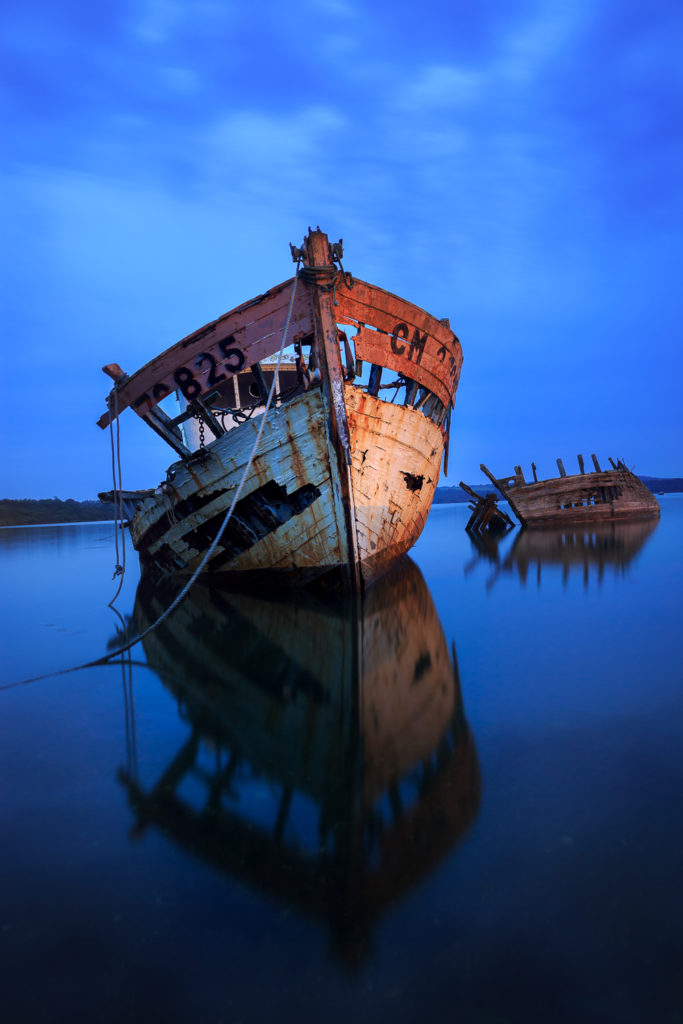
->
1, 0, 682, 494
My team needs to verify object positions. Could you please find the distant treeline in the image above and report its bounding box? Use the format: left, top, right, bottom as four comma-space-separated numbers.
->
639, 477, 683, 494
1, 476, 681, 525
432, 486, 495, 505
0, 498, 116, 527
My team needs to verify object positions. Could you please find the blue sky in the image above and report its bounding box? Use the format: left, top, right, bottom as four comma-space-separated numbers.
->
1, 0, 682, 498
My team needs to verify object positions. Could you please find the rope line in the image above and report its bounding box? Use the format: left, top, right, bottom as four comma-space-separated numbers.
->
1, 264, 302, 693
108, 385, 126, 607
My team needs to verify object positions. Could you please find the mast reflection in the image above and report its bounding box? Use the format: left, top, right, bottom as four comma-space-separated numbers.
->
119, 557, 480, 962
466, 518, 659, 589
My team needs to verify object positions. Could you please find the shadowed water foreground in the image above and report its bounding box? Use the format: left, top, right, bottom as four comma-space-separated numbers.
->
121, 560, 480, 966
1, 497, 682, 1022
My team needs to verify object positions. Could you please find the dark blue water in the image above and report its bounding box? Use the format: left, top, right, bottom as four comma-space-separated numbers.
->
1, 499, 682, 1023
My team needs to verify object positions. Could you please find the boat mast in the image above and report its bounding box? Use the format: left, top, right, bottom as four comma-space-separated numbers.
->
301, 228, 361, 591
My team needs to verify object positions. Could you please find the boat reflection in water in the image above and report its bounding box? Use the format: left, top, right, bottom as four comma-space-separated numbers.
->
119, 557, 480, 963
466, 517, 659, 590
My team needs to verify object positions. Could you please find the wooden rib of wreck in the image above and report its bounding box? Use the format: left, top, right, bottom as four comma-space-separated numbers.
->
98, 228, 462, 590
480, 454, 660, 528
459, 481, 514, 535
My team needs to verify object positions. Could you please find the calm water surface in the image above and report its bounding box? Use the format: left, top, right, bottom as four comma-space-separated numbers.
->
1, 499, 682, 1023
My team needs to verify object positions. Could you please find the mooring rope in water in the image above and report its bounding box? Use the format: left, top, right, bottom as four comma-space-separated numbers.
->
110, 605, 139, 779
1, 264, 302, 692
108, 385, 127, 607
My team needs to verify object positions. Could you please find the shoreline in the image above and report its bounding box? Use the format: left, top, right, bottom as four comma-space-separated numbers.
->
0, 520, 118, 530
1, 479, 681, 528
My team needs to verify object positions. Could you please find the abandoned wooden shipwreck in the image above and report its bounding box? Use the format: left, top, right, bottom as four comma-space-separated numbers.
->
480, 455, 660, 527
98, 228, 462, 590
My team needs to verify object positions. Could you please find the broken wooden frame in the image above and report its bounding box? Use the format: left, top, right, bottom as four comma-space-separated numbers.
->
460, 481, 514, 535
98, 271, 462, 466
480, 454, 660, 526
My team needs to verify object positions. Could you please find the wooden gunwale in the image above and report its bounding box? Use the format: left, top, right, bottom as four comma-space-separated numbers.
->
506, 469, 638, 493
351, 326, 455, 411
500, 468, 655, 498
335, 278, 462, 409
98, 277, 312, 428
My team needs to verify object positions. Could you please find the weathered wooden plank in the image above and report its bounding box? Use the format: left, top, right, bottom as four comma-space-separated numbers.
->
345, 390, 443, 454
459, 481, 481, 502
368, 362, 382, 397
303, 229, 360, 591
97, 278, 312, 428
102, 360, 192, 457
344, 386, 444, 583
404, 379, 418, 405
261, 507, 340, 568
345, 320, 460, 411
229, 498, 343, 574
130, 389, 343, 576
503, 470, 634, 495
482, 462, 659, 526
142, 407, 192, 459
337, 277, 456, 348
336, 277, 461, 406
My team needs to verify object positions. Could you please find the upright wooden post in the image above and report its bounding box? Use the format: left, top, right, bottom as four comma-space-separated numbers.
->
368, 364, 382, 396
557, 458, 567, 478
577, 454, 585, 474
303, 229, 361, 591
531, 462, 538, 482
443, 406, 452, 476
591, 453, 601, 472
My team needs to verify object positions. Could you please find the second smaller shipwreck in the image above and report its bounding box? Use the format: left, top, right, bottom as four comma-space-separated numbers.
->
480, 454, 660, 527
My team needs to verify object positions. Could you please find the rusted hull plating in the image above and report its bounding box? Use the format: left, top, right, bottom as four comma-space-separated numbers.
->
345, 386, 445, 582
99, 229, 463, 590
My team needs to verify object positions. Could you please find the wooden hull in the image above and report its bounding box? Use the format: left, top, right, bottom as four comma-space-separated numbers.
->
127, 382, 447, 588
129, 388, 349, 585
487, 467, 660, 527
345, 385, 445, 584
99, 228, 462, 590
